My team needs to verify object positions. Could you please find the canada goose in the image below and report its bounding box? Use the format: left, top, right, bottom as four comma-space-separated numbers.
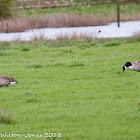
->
123, 60, 140, 72
0, 75, 18, 87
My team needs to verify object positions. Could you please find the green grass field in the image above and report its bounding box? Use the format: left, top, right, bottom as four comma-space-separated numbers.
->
15, 3, 140, 18
0, 38, 140, 140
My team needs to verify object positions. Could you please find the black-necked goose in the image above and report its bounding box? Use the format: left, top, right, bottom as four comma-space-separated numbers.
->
123, 60, 140, 72
0, 75, 18, 87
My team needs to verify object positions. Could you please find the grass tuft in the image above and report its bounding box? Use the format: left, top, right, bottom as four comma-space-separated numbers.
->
103, 41, 121, 47
26, 98, 40, 103
28, 64, 43, 68
53, 63, 66, 67
69, 61, 85, 67
21, 48, 30, 51
0, 110, 15, 124
0, 52, 7, 56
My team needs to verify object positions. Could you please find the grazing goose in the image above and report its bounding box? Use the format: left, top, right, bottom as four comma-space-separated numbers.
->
0, 75, 18, 87
123, 60, 140, 72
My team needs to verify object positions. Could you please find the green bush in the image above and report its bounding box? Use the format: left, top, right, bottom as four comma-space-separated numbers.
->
0, 0, 13, 19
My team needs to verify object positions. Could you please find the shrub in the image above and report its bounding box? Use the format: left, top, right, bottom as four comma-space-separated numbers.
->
0, 0, 13, 19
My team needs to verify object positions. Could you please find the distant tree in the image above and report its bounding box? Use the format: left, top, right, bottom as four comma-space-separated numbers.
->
0, 0, 13, 19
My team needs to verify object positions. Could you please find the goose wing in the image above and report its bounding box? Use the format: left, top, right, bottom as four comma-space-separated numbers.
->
132, 60, 140, 71
133, 60, 140, 65
0, 75, 16, 82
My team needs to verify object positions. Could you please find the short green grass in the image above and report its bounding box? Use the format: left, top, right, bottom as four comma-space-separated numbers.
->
0, 38, 140, 139
15, 3, 140, 18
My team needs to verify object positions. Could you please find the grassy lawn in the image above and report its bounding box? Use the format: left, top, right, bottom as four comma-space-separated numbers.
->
16, 3, 140, 18
0, 38, 140, 139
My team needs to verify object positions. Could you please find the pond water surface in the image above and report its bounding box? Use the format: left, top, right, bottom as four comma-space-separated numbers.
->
0, 20, 140, 42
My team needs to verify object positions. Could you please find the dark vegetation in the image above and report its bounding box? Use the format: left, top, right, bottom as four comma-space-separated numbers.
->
0, 0, 13, 19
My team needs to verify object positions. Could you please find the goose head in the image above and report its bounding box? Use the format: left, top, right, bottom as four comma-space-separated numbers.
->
123, 62, 132, 72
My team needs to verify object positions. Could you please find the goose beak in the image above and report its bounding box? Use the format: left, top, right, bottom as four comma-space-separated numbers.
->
123, 66, 125, 72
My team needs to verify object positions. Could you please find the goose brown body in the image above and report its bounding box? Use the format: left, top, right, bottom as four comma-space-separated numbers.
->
0, 75, 17, 87
132, 60, 140, 71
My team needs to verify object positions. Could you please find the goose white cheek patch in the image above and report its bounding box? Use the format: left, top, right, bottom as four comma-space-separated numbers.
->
9, 82, 16, 86
124, 66, 127, 70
